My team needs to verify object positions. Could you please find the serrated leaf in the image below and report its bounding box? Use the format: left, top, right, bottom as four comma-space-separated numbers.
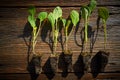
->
28, 15, 36, 27
53, 6, 62, 20
38, 12, 48, 22
28, 6, 36, 17
81, 6, 89, 19
98, 7, 109, 21
62, 18, 66, 27
48, 12, 55, 27
88, 0, 97, 14
70, 10, 79, 26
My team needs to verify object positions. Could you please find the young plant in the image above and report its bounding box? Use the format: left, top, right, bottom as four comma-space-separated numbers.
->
48, 6, 62, 56
62, 10, 79, 54
81, 0, 97, 56
98, 7, 109, 51
28, 6, 47, 55
28, 6, 47, 74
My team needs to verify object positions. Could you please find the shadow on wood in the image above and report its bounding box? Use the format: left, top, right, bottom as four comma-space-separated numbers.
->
73, 54, 84, 79
58, 52, 72, 77
27, 56, 40, 80
91, 50, 109, 78
90, 17, 100, 53
43, 57, 55, 80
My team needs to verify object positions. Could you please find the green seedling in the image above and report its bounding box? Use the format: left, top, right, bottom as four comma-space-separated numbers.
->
28, 6, 47, 55
81, 0, 97, 55
62, 10, 79, 54
98, 7, 109, 51
48, 6, 62, 56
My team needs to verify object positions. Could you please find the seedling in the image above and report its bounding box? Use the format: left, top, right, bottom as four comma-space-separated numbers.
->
80, 0, 97, 73
62, 10, 79, 54
28, 6, 47, 74
28, 6, 47, 56
48, 6, 62, 56
81, 0, 97, 56
61, 10, 79, 72
98, 7, 109, 51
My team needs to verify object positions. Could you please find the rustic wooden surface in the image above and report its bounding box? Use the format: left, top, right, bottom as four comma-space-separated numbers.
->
0, 0, 120, 80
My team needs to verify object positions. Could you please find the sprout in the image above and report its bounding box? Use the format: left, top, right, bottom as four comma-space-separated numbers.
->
81, 0, 97, 54
62, 10, 79, 53
48, 6, 62, 56
28, 6, 47, 55
98, 7, 109, 50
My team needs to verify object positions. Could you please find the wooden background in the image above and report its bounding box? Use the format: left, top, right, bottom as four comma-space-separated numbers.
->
0, 0, 120, 80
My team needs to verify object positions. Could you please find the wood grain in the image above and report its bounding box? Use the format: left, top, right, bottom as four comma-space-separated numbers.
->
0, 0, 120, 79
0, 0, 120, 7
0, 73, 120, 80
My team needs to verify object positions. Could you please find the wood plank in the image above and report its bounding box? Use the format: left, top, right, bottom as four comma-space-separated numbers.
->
0, 2, 120, 79
0, 0, 119, 79
0, 6, 120, 73
0, 0, 120, 7
0, 51, 119, 73
0, 73, 120, 80
0, 6, 120, 19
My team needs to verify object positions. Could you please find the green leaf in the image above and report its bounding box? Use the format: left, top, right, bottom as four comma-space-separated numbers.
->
62, 18, 66, 27
28, 6, 36, 28
70, 10, 79, 26
53, 6, 62, 20
88, 0, 97, 14
48, 12, 55, 27
81, 6, 89, 20
28, 15, 36, 27
38, 12, 48, 22
98, 7, 109, 21
28, 6, 36, 17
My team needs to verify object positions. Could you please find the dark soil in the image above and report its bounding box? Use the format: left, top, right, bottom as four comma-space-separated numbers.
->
32, 56, 42, 74
58, 52, 72, 77
83, 55, 91, 72
50, 56, 58, 72
91, 50, 110, 78
63, 51, 73, 72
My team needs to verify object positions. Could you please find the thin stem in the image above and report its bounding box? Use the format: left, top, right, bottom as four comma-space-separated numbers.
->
32, 21, 43, 55
52, 19, 58, 55
35, 22, 41, 41
32, 29, 36, 54
84, 17, 88, 53
53, 36, 57, 55
64, 20, 71, 52
65, 29, 68, 51
103, 20, 107, 51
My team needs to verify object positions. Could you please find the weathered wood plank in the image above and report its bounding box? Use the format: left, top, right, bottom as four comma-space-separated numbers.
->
0, 1, 120, 79
0, 6, 120, 19
0, 0, 120, 7
0, 50, 119, 73
0, 73, 120, 80
0, 6, 120, 73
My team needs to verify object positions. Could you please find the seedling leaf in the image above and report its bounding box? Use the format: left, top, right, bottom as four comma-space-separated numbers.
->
70, 10, 79, 26
38, 12, 48, 22
48, 12, 55, 27
28, 6, 36, 17
53, 6, 62, 20
62, 18, 66, 27
98, 7, 109, 21
88, 0, 97, 14
28, 15, 36, 28
81, 6, 89, 19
